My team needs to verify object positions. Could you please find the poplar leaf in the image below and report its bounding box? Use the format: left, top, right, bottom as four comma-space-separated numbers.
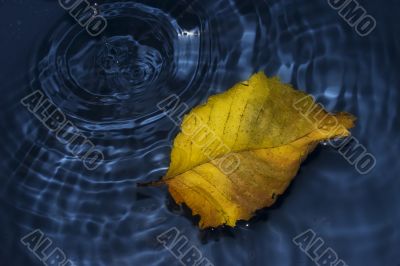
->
161, 72, 355, 229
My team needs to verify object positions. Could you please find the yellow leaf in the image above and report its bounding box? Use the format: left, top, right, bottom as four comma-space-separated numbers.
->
162, 72, 355, 229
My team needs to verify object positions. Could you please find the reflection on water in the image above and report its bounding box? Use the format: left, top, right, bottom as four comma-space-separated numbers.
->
0, 0, 399, 265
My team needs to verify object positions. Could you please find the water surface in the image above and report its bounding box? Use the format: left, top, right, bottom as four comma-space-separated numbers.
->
0, 0, 399, 265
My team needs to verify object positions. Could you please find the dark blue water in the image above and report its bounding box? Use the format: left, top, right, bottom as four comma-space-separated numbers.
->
1, 0, 399, 265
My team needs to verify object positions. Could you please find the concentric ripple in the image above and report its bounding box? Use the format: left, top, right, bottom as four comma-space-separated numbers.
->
0, 0, 399, 266
36, 2, 210, 124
